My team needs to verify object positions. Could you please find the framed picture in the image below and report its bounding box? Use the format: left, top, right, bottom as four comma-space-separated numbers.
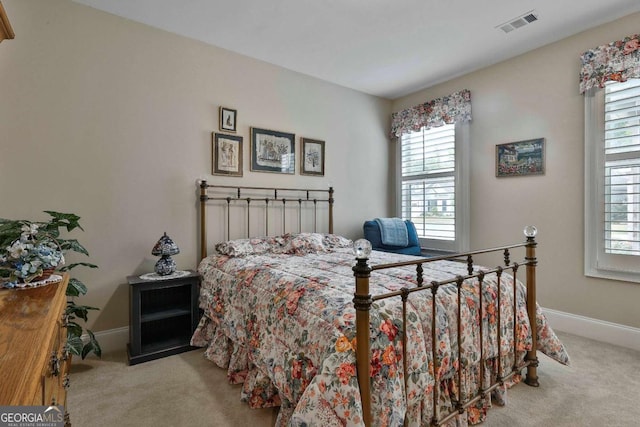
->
219, 107, 237, 133
496, 138, 545, 177
250, 127, 295, 174
300, 138, 325, 176
212, 133, 243, 176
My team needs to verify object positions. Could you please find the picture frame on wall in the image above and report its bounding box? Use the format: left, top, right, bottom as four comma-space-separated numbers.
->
250, 127, 295, 174
219, 107, 237, 133
212, 132, 243, 176
300, 138, 325, 176
495, 138, 545, 177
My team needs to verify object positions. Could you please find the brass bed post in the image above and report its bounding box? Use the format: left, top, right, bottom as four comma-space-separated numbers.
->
246, 198, 251, 238
328, 187, 334, 234
199, 180, 208, 260
352, 253, 372, 427
282, 198, 287, 233
265, 198, 270, 236
524, 227, 540, 387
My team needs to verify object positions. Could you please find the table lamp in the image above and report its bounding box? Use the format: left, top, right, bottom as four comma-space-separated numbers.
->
151, 232, 179, 275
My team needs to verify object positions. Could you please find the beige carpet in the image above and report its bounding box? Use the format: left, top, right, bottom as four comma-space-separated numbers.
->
67, 331, 640, 426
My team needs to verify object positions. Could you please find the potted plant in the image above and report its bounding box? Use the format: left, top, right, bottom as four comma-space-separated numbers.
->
0, 221, 65, 284
0, 211, 102, 359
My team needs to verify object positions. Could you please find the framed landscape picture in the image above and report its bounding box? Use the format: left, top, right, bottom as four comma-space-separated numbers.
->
212, 133, 243, 176
250, 127, 295, 174
496, 138, 545, 177
300, 138, 325, 176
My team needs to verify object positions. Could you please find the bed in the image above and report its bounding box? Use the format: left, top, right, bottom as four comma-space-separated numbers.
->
191, 182, 570, 426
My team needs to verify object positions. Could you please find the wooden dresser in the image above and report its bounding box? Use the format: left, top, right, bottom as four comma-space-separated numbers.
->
0, 1, 15, 43
0, 274, 71, 422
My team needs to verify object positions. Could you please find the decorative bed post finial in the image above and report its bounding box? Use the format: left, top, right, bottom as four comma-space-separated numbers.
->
524, 225, 537, 241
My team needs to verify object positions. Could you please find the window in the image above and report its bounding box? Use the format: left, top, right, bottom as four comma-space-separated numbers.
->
397, 123, 469, 252
585, 78, 640, 282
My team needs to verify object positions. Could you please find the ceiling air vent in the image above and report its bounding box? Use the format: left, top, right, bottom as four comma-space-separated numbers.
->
496, 10, 538, 34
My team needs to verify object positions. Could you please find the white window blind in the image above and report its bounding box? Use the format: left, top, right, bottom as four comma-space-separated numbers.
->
400, 124, 456, 242
604, 79, 640, 256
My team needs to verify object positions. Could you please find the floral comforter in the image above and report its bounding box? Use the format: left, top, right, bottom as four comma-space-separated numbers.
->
191, 233, 569, 426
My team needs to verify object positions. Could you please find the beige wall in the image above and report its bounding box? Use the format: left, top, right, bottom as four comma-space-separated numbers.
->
392, 12, 640, 329
0, 0, 391, 331
3, 0, 638, 335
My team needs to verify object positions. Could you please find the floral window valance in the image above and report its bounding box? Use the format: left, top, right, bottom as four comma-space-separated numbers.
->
579, 34, 640, 94
390, 89, 471, 138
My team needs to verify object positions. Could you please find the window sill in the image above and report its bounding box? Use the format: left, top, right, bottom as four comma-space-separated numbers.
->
420, 248, 456, 258
585, 267, 640, 284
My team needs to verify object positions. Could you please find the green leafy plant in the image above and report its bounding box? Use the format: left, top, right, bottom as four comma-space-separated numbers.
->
0, 211, 102, 359
0, 222, 64, 283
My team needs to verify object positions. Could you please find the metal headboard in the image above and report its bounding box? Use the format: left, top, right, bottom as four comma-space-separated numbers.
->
199, 180, 334, 259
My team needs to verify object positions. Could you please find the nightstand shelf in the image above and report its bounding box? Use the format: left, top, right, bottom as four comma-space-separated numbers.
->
141, 307, 192, 322
127, 270, 200, 365
140, 336, 192, 355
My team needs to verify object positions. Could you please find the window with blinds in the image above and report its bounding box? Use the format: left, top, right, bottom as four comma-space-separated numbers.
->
604, 79, 640, 256
400, 124, 456, 242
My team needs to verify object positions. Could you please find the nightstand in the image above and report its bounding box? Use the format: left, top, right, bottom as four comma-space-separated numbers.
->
127, 270, 201, 365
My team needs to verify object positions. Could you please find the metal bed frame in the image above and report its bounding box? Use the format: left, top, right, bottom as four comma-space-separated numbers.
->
197, 181, 540, 426
353, 235, 540, 426
199, 180, 333, 259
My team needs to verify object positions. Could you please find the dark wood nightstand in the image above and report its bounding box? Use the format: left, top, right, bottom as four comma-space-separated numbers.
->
127, 270, 201, 365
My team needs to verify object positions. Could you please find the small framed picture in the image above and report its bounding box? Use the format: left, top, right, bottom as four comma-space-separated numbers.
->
250, 127, 295, 174
212, 133, 243, 176
301, 138, 325, 176
496, 138, 545, 177
219, 107, 237, 133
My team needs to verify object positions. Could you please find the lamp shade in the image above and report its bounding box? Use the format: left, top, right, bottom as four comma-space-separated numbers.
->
151, 232, 180, 256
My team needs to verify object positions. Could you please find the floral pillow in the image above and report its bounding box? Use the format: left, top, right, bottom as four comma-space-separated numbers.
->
283, 233, 326, 255
215, 233, 353, 257
215, 235, 288, 257
284, 233, 353, 255
322, 234, 353, 249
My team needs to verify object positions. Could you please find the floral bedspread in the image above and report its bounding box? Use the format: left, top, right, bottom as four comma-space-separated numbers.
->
191, 233, 569, 427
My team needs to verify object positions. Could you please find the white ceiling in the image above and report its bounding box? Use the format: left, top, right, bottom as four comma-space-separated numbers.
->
72, 0, 640, 100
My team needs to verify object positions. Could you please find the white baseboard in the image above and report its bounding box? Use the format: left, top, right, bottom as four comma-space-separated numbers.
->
83, 326, 129, 355
542, 307, 640, 352
86, 309, 640, 356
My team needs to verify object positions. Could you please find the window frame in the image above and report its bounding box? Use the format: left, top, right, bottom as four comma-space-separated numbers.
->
584, 83, 640, 283
395, 122, 470, 253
